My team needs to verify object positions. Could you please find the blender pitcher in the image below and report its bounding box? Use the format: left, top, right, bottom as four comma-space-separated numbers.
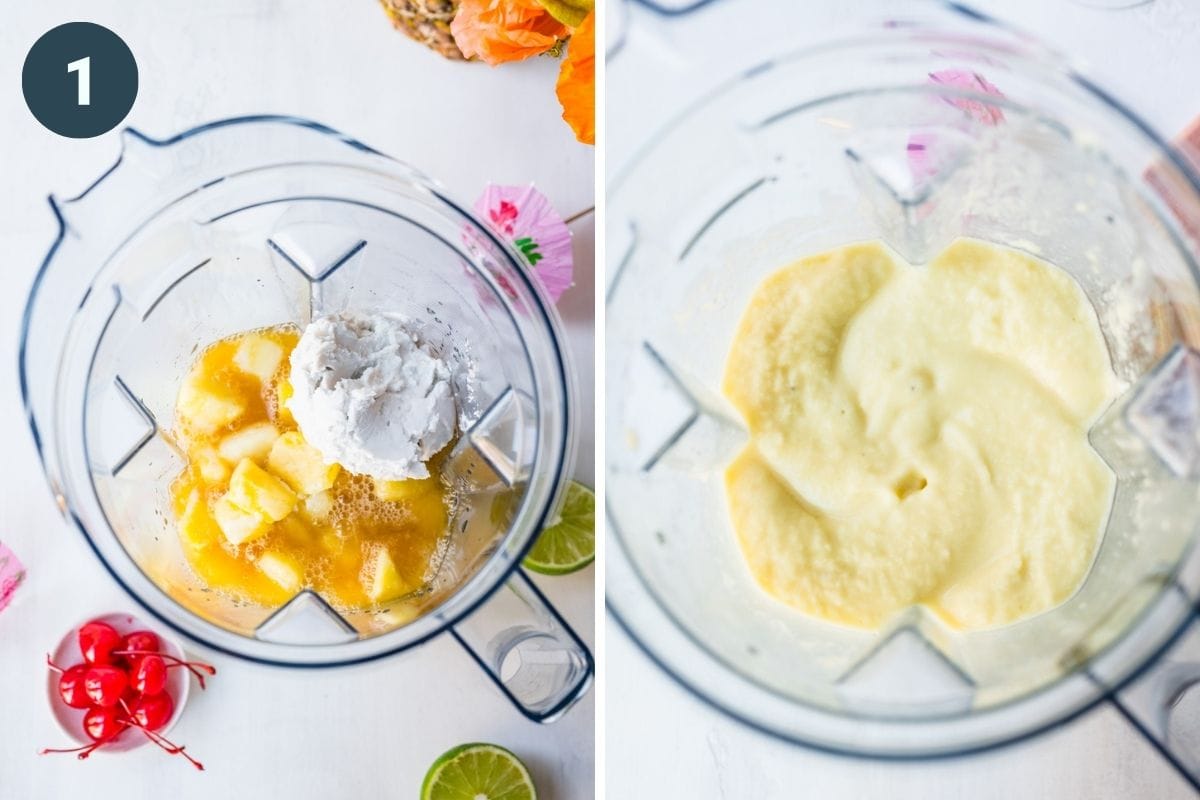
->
20, 116, 591, 722
607, 1, 1200, 783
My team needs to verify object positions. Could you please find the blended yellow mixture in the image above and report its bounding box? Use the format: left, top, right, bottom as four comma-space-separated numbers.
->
723, 239, 1117, 630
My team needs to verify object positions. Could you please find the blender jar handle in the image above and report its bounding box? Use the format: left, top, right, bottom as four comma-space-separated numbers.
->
1107, 601, 1200, 791
450, 568, 593, 722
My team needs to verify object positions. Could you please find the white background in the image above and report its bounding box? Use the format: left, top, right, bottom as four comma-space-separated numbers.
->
0, 2, 594, 799
606, 0, 1200, 798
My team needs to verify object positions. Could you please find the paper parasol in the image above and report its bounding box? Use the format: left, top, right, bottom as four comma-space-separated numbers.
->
908, 69, 1006, 183
474, 183, 574, 303
0, 542, 24, 613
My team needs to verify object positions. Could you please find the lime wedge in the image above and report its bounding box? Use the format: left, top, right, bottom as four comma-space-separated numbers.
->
421, 743, 537, 800
523, 481, 595, 575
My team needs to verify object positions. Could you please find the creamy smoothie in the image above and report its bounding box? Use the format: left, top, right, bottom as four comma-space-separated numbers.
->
723, 239, 1117, 630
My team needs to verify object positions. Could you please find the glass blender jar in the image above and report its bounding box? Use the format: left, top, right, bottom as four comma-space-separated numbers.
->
21, 116, 590, 722
606, 1, 1200, 783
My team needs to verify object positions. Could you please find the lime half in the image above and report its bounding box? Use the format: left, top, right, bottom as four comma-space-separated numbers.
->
523, 481, 595, 575
421, 743, 537, 800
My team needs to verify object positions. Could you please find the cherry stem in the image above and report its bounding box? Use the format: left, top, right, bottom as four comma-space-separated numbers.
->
39, 741, 106, 760
42, 681, 207, 771
39, 726, 127, 761
163, 661, 212, 690
114, 649, 217, 690
45, 653, 66, 674
116, 697, 204, 771
137, 726, 204, 771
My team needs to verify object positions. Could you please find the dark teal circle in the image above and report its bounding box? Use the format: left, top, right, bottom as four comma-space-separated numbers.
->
22, 22, 138, 139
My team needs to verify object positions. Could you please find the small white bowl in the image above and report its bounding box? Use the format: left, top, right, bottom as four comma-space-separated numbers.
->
46, 611, 191, 752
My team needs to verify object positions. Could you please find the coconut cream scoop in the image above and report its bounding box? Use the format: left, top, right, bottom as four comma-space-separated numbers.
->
287, 312, 458, 480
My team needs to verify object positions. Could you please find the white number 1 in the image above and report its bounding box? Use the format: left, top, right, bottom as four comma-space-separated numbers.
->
67, 56, 91, 106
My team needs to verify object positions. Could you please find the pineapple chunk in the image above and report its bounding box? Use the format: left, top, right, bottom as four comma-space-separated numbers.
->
268, 432, 339, 496
319, 530, 344, 554
217, 422, 279, 464
226, 458, 296, 522
193, 446, 230, 484
276, 514, 314, 547
233, 335, 284, 382
277, 378, 294, 407
256, 551, 303, 593
274, 379, 295, 425
178, 375, 244, 434
303, 490, 335, 523
213, 493, 270, 546
373, 475, 438, 502
363, 546, 409, 603
179, 490, 220, 555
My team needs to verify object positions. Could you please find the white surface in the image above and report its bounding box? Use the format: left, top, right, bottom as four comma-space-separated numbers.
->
606, 0, 1200, 797
0, 2, 594, 798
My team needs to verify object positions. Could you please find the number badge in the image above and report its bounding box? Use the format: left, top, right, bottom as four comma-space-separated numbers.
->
22, 22, 138, 139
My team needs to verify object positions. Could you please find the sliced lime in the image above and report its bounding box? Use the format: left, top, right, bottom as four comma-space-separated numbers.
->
523, 481, 595, 575
421, 743, 537, 800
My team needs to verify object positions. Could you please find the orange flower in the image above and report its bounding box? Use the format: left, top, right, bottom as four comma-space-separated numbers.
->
451, 0, 568, 66
556, 10, 594, 145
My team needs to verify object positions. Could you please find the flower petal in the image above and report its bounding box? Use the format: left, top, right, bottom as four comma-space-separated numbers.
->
556, 10, 595, 145
451, 0, 569, 66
